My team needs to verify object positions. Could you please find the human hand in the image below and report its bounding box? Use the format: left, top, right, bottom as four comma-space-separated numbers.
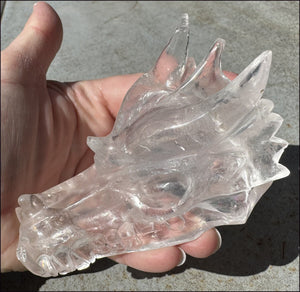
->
1, 2, 236, 273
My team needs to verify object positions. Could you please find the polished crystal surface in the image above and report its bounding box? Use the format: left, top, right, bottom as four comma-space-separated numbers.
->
16, 14, 289, 277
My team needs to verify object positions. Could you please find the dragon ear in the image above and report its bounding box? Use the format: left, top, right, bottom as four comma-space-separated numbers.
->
179, 38, 230, 97
152, 13, 190, 89
197, 38, 230, 94
227, 50, 272, 104
111, 14, 191, 137
207, 50, 272, 132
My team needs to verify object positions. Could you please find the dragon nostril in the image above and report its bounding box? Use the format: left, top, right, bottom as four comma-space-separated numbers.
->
30, 195, 44, 210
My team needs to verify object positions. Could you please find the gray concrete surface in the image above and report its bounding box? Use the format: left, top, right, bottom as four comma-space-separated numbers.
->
1, 1, 299, 291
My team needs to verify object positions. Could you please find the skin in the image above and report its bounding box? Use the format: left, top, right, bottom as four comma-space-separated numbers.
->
1, 2, 237, 273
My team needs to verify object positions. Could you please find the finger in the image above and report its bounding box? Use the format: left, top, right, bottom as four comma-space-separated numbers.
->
110, 229, 221, 272
95, 73, 144, 117
6, 2, 62, 75
73, 73, 143, 119
110, 246, 185, 273
178, 228, 222, 258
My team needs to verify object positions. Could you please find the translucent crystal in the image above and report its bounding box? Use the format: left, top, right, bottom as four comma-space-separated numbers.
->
16, 14, 289, 277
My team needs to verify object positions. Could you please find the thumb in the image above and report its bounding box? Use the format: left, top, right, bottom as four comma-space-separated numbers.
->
7, 2, 63, 75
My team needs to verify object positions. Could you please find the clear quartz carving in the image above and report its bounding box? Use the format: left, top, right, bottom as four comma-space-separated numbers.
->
16, 14, 289, 277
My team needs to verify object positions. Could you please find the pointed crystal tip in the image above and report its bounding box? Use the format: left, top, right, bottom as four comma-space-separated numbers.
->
180, 13, 189, 29
213, 38, 226, 49
259, 50, 272, 65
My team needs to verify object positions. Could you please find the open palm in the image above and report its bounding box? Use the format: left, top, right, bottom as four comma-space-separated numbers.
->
2, 2, 229, 274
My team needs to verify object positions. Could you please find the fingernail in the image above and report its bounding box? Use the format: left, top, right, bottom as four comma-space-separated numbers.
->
214, 228, 222, 253
177, 247, 186, 267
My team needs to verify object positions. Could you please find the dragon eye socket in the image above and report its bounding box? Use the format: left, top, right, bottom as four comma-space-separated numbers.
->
131, 172, 189, 213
